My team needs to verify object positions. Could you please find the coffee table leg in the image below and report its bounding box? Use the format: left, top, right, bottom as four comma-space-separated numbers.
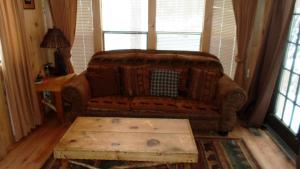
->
60, 159, 69, 169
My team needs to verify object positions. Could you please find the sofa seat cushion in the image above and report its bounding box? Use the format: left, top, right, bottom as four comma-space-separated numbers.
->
87, 96, 131, 111
131, 96, 220, 119
131, 96, 177, 112
175, 99, 220, 119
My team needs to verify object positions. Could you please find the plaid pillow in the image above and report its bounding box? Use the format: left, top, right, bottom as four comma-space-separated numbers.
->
150, 69, 180, 97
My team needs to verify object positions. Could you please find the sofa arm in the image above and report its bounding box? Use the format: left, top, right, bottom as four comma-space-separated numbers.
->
62, 72, 91, 122
217, 75, 247, 131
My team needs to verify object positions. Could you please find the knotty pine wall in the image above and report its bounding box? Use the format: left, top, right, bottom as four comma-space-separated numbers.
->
23, 0, 48, 78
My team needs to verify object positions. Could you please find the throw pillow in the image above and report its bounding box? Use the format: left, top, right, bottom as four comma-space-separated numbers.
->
121, 65, 150, 96
188, 68, 220, 103
148, 66, 189, 97
86, 66, 120, 97
176, 67, 189, 97
150, 69, 180, 97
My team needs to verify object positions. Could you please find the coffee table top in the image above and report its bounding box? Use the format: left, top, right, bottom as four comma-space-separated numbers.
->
54, 117, 198, 163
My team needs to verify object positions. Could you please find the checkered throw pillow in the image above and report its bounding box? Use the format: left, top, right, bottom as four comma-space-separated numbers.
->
150, 69, 180, 97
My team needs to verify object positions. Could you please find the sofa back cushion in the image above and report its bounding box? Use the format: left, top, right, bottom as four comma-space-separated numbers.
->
188, 68, 221, 103
86, 50, 224, 99
150, 69, 180, 97
86, 65, 120, 97
121, 65, 150, 96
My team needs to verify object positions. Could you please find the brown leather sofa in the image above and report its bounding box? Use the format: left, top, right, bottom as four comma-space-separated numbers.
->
62, 50, 247, 134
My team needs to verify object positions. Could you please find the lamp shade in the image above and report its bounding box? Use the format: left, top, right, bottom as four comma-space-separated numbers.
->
40, 28, 70, 48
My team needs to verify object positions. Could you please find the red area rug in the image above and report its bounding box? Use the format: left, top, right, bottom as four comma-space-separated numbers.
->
42, 136, 261, 169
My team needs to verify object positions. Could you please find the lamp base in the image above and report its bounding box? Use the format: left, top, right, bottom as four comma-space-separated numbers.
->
54, 49, 67, 76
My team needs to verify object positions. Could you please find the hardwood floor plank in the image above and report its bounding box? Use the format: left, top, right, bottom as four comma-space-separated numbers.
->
19, 125, 66, 169
0, 124, 52, 169
0, 120, 67, 169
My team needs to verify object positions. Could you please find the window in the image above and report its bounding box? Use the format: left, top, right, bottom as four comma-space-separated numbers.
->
209, 0, 237, 78
156, 0, 205, 51
101, 0, 205, 51
71, 0, 237, 75
71, 0, 94, 74
267, 0, 300, 154
102, 0, 148, 50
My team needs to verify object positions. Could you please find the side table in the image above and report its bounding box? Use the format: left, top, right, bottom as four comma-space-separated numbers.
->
35, 73, 75, 123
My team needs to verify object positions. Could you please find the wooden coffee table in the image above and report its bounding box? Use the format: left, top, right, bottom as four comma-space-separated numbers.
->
54, 117, 198, 168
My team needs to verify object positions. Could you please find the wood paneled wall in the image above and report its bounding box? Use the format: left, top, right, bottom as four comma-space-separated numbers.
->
23, 0, 48, 78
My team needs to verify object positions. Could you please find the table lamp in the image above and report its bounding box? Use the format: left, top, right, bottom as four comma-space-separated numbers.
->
40, 27, 70, 76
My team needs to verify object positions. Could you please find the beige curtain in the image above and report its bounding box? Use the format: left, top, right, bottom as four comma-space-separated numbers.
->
49, 0, 77, 73
247, 0, 296, 126
232, 0, 258, 88
0, 65, 12, 159
0, 0, 41, 141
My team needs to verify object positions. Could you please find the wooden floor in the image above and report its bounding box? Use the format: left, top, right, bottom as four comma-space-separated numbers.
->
0, 119, 296, 169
